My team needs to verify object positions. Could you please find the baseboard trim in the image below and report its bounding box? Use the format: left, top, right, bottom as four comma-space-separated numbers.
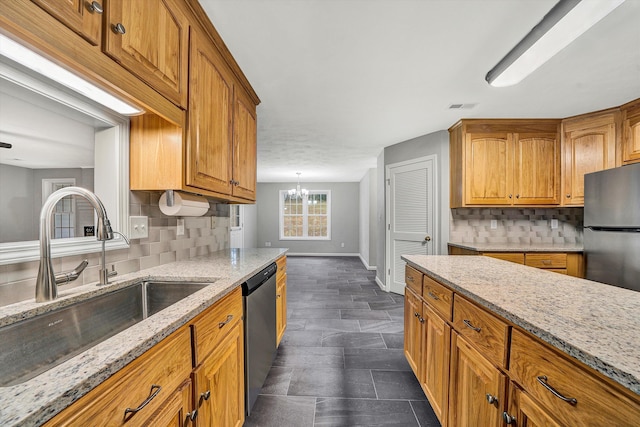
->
358, 254, 377, 271
287, 252, 360, 257
375, 276, 386, 291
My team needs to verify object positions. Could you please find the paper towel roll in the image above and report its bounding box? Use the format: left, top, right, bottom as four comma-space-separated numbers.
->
159, 191, 209, 217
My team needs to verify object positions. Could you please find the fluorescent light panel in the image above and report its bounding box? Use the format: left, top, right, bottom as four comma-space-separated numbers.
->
486, 0, 626, 87
0, 34, 143, 115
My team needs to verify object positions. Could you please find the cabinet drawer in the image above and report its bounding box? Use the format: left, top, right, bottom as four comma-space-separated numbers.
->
483, 252, 525, 264
192, 287, 243, 365
510, 329, 640, 427
525, 253, 566, 269
452, 295, 509, 368
422, 275, 453, 321
405, 265, 423, 295
45, 327, 192, 427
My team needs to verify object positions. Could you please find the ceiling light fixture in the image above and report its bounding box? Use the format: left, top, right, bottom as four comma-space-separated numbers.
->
0, 34, 143, 115
486, 0, 626, 87
288, 172, 309, 199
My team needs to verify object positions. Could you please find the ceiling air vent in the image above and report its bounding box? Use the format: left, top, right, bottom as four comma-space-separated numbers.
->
448, 103, 477, 109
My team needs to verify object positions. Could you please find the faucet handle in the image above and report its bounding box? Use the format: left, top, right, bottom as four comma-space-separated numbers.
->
55, 259, 89, 285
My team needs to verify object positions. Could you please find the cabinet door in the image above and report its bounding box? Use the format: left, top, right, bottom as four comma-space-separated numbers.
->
142, 379, 194, 427
506, 384, 562, 427
622, 101, 640, 164
276, 275, 287, 346
513, 134, 560, 205
104, 0, 189, 107
420, 304, 451, 427
32, 0, 102, 45
232, 89, 257, 200
404, 287, 423, 376
562, 121, 616, 206
193, 321, 245, 427
187, 28, 233, 195
465, 133, 513, 205
448, 333, 506, 427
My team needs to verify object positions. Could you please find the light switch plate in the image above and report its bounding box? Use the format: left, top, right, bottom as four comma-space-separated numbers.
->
551, 219, 558, 229
177, 218, 185, 236
129, 216, 148, 239
490, 219, 497, 229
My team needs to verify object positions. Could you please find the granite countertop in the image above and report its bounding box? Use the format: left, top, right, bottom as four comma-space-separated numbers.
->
402, 255, 639, 396
448, 241, 584, 252
0, 248, 287, 427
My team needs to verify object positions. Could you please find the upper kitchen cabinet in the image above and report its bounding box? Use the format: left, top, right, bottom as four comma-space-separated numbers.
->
232, 88, 258, 200
621, 98, 640, 165
450, 119, 561, 207
31, 0, 103, 46
561, 110, 617, 206
104, 0, 190, 108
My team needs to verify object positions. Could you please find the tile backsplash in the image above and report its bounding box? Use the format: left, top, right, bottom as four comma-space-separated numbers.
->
449, 208, 583, 244
0, 191, 230, 307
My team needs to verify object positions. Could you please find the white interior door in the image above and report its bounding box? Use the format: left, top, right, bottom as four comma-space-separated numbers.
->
386, 155, 437, 295
229, 205, 244, 248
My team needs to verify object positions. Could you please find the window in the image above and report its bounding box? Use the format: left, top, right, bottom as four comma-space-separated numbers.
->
230, 205, 241, 230
279, 190, 331, 240
42, 179, 76, 239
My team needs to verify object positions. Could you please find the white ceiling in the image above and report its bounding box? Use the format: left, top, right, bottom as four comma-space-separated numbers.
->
200, 0, 640, 183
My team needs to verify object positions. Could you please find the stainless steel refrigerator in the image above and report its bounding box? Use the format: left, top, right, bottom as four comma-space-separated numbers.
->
584, 163, 640, 292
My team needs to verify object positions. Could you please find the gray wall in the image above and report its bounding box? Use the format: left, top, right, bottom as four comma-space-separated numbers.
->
359, 168, 377, 269
242, 204, 258, 248
375, 130, 450, 286
256, 182, 359, 254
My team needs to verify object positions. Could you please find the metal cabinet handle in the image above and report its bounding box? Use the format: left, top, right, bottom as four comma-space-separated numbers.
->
516, 194, 520, 199
414, 311, 420, 317
508, 194, 512, 199
503, 412, 516, 424
406, 276, 414, 282
486, 393, 498, 405
188, 409, 198, 422
124, 384, 161, 417
542, 259, 552, 265
463, 319, 481, 332
112, 23, 126, 35
566, 194, 571, 198
200, 390, 211, 402
277, 294, 281, 298
427, 291, 439, 301
537, 376, 577, 405
88, 1, 103, 13
218, 314, 233, 328
418, 316, 425, 324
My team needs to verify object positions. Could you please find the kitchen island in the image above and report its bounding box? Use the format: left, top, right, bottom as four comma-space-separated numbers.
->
0, 248, 286, 427
402, 254, 639, 426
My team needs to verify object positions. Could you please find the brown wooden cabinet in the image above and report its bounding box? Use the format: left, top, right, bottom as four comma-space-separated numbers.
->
621, 98, 640, 164
506, 384, 562, 427
143, 379, 194, 427
450, 119, 561, 207
276, 255, 287, 346
561, 110, 617, 206
420, 303, 450, 426
404, 286, 423, 376
448, 332, 506, 427
104, 0, 190, 108
31, 0, 103, 45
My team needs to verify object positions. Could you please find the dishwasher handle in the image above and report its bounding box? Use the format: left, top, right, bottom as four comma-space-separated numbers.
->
241, 263, 277, 295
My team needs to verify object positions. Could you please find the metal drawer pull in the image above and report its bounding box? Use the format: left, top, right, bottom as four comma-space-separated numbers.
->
503, 412, 516, 424
418, 316, 425, 324
427, 291, 439, 301
537, 375, 578, 405
414, 311, 420, 317
406, 276, 414, 282
124, 384, 161, 416
88, 1, 103, 14
218, 314, 234, 328
463, 319, 481, 332
188, 409, 198, 421
112, 23, 126, 35
542, 259, 552, 265
200, 390, 211, 402
486, 393, 498, 405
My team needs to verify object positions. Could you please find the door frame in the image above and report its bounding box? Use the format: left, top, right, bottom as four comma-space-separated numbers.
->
385, 154, 438, 293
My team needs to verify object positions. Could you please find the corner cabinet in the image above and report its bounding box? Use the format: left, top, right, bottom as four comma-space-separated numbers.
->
621, 98, 640, 165
450, 120, 561, 207
561, 110, 617, 206
404, 265, 640, 427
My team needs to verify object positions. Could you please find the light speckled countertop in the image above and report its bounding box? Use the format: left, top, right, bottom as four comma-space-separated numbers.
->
402, 255, 639, 396
448, 241, 584, 252
0, 248, 287, 427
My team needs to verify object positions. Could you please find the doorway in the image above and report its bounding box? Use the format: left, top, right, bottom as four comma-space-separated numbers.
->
385, 155, 438, 295
230, 204, 244, 248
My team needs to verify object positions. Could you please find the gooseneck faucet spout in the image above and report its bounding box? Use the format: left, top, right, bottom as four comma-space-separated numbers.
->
36, 186, 114, 302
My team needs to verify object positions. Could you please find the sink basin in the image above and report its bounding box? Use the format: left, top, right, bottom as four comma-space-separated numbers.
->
0, 280, 212, 387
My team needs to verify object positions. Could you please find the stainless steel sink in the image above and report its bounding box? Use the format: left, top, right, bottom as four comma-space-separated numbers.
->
0, 280, 212, 387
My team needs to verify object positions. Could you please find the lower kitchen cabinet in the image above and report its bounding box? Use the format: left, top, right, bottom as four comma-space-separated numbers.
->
505, 384, 562, 427
420, 303, 450, 427
193, 320, 244, 427
404, 286, 423, 376
144, 379, 194, 427
276, 255, 287, 346
448, 332, 506, 427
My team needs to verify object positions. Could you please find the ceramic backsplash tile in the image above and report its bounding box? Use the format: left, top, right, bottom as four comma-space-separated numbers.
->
0, 191, 230, 307
449, 208, 583, 244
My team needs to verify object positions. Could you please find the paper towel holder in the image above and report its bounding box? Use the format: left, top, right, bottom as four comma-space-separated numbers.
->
164, 190, 175, 207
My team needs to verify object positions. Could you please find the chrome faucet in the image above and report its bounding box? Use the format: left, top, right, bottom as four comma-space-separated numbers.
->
36, 186, 114, 302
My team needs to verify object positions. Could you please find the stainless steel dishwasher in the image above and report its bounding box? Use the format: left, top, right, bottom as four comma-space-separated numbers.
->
241, 262, 278, 415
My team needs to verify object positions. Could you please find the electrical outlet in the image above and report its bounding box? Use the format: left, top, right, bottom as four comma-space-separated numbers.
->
129, 216, 148, 239
341, 242, 345, 248
490, 219, 497, 229
265, 241, 271, 247
177, 218, 185, 236
551, 219, 558, 229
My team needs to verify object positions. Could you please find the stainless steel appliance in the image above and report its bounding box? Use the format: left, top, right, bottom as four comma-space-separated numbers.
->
241, 262, 278, 415
584, 163, 640, 291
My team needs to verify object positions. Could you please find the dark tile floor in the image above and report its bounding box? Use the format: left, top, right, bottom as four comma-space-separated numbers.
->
243, 256, 441, 427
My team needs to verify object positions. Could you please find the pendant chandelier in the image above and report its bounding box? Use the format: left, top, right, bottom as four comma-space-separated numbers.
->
288, 172, 308, 199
